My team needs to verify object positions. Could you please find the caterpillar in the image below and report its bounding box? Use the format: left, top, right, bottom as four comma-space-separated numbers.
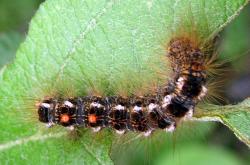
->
38, 37, 208, 136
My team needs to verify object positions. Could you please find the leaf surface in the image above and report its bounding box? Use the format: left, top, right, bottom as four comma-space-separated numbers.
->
0, 31, 22, 68
195, 98, 250, 147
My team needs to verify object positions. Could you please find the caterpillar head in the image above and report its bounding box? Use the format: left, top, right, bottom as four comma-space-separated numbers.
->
38, 99, 55, 127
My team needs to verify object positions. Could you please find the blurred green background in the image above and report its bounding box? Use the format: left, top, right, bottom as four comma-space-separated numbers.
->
0, 1, 249, 165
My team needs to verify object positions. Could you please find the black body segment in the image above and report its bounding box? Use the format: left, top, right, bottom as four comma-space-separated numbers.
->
38, 99, 56, 124
164, 96, 194, 117
108, 96, 129, 132
129, 106, 149, 132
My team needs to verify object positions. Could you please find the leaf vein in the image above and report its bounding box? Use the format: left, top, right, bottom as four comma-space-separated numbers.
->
54, 0, 116, 84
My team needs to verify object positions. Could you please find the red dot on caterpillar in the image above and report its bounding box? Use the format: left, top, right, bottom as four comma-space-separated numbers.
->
60, 114, 70, 123
88, 114, 97, 124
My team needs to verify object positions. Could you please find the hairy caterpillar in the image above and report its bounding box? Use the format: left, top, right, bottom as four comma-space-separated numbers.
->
38, 37, 208, 136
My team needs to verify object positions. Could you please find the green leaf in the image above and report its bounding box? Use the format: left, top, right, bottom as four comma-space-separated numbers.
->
111, 122, 216, 165
0, 0, 249, 164
0, 130, 114, 165
219, 4, 250, 71
0, 31, 23, 68
155, 143, 245, 165
0, 0, 42, 31
220, 4, 250, 60
194, 98, 250, 147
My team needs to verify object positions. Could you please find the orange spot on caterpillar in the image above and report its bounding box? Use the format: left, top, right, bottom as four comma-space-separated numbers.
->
88, 114, 97, 124
60, 114, 70, 123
